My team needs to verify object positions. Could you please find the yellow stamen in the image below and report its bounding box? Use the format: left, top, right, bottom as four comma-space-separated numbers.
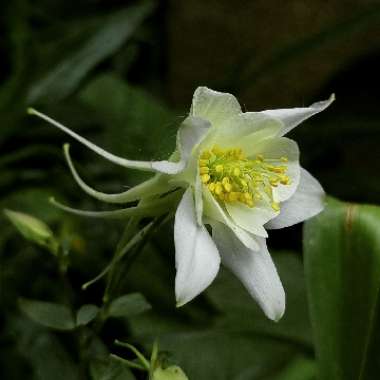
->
215, 183, 223, 195
215, 164, 224, 173
201, 174, 210, 183
198, 145, 290, 210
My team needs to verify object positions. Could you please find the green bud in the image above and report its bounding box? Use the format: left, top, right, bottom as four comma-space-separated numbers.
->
4, 209, 58, 255
152, 365, 189, 380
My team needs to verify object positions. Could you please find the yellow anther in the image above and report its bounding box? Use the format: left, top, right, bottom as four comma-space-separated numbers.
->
212, 146, 222, 155
280, 175, 290, 185
240, 179, 248, 188
244, 192, 253, 201
228, 192, 239, 202
201, 151, 211, 159
270, 166, 286, 173
218, 192, 225, 201
215, 183, 223, 195
223, 182, 232, 192
270, 177, 279, 187
239, 193, 246, 202
246, 199, 254, 208
201, 174, 210, 183
199, 145, 290, 209
215, 164, 224, 173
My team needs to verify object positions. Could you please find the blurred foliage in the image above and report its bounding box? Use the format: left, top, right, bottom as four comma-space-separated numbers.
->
1, 0, 380, 379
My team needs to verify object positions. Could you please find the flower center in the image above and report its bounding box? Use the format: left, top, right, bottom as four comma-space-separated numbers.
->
199, 146, 290, 210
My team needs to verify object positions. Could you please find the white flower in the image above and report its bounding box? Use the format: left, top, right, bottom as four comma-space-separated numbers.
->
28, 87, 334, 321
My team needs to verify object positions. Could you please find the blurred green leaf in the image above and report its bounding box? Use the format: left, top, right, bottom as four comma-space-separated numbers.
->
76, 304, 99, 326
27, 1, 155, 104
19, 298, 75, 331
25, 331, 80, 380
108, 293, 151, 318
304, 197, 380, 379
90, 357, 136, 380
4, 209, 58, 254
155, 330, 296, 380
78, 74, 177, 161
263, 356, 315, 380
208, 252, 313, 347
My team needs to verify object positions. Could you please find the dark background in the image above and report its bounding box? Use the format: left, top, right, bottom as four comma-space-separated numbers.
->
1, 1, 379, 379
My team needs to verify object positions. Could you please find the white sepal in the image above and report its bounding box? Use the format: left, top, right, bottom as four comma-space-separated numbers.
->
212, 222, 285, 321
266, 168, 325, 229
261, 94, 335, 136
174, 189, 221, 306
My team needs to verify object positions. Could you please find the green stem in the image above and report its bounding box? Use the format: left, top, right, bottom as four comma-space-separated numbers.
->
108, 214, 170, 301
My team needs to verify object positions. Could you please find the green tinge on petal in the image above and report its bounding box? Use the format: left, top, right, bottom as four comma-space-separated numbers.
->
203, 187, 260, 251
191, 86, 241, 128
247, 136, 301, 203
225, 202, 274, 238
210, 113, 283, 149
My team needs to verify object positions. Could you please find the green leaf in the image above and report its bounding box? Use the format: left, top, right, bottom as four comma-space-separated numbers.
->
19, 298, 75, 331
304, 197, 380, 379
4, 209, 58, 254
108, 293, 151, 318
90, 357, 136, 380
27, 1, 154, 104
76, 304, 99, 326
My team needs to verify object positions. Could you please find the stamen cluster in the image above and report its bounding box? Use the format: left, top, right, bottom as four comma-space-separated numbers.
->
199, 146, 290, 210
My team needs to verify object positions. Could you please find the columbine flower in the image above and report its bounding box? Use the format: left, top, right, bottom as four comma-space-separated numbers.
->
28, 87, 334, 321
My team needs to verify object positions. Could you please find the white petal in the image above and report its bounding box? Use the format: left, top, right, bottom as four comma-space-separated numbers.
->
261, 94, 335, 136
225, 202, 278, 238
29, 109, 209, 175
248, 137, 300, 203
194, 169, 203, 226
191, 87, 241, 128
202, 187, 260, 251
154, 115, 211, 174
211, 112, 283, 148
266, 168, 325, 229
174, 189, 220, 306
64, 144, 172, 204
212, 222, 285, 321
